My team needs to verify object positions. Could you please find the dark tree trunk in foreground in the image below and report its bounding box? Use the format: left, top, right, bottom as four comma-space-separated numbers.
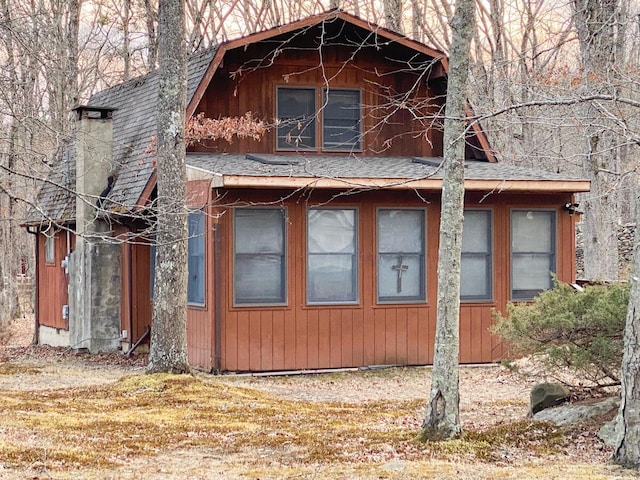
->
420, 0, 476, 441
614, 187, 640, 466
147, 0, 190, 374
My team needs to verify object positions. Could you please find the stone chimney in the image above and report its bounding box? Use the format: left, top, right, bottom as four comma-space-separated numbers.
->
68, 106, 121, 352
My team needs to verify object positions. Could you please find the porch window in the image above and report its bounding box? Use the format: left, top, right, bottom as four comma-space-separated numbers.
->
187, 211, 205, 305
307, 208, 357, 304
234, 208, 286, 305
461, 210, 492, 301
276, 87, 316, 150
511, 210, 556, 300
377, 209, 425, 302
322, 89, 361, 151
45, 235, 55, 264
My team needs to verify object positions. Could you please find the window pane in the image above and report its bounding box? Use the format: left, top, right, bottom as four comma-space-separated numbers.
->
377, 209, 425, 302
45, 236, 55, 263
323, 89, 361, 150
277, 87, 316, 149
307, 208, 357, 303
512, 211, 552, 252
461, 254, 490, 298
511, 210, 555, 300
461, 210, 492, 300
378, 210, 423, 253
308, 209, 355, 254
235, 208, 286, 304
307, 254, 356, 303
187, 211, 205, 304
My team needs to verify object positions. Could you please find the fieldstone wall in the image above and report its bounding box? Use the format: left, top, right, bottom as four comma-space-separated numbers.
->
576, 222, 636, 279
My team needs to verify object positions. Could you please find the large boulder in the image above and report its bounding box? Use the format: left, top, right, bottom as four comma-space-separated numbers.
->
534, 397, 619, 426
530, 382, 571, 415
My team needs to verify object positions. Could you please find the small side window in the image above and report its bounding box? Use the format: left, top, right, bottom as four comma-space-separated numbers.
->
45, 235, 55, 264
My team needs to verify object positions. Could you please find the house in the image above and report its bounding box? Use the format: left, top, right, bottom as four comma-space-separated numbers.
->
23, 10, 590, 372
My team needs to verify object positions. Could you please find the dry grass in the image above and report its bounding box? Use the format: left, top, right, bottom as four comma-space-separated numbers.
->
0, 369, 636, 480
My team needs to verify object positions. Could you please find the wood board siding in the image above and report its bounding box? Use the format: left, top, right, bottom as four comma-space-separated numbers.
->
37, 231, 73, 330
214, 189, 576, 372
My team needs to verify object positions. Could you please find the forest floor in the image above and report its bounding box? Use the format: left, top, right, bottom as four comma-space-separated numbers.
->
0, 312, 636, 479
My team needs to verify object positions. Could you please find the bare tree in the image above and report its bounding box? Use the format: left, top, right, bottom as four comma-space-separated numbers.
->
146, 0, 190, 374
614, 188, 640, 466
420, 0, 475, 441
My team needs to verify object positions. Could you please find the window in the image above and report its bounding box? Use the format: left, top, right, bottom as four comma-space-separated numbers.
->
234, 208, 286, 305
511, 210, 556, 300
187, 211, 205, 305
45, 235, 55, 264
377, 209, 425, 302
276, 87, 316, 150
322, 89, 361, 150
307, 208, 357, 304
461, 210, 492, 301
276, 87, 362, 151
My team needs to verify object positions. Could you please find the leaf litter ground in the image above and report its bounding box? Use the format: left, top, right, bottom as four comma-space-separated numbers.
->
0, 316, 635, 479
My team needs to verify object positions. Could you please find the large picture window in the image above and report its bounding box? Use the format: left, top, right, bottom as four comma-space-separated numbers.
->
322, 89, 361, 151
377, 209, 425, 302
187, 211, 205, 305
461, 210, 492, 301
307, 208, 357, 304
276, 87, 316, 150
234, 208, 286, 305
511, 210, 556, 300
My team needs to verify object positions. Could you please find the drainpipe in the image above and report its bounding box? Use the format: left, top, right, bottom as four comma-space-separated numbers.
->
214, 222, 222, 374
128, 238, 134, 350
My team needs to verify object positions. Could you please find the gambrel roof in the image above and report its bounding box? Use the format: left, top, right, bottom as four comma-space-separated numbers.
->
25, 9, 588, 226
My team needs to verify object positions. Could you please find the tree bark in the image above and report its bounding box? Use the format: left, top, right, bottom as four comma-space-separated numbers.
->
420, 0, 475, 441
147, 0, 190, 374
613, 186, 640, 467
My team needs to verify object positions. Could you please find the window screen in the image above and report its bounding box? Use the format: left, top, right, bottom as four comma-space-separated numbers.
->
511, 210, 556, 300
322, 89, 361, 150
377, 209, 425, 302
461, 210, 492, 301
234, 208, 286, 305
307, 208, 357, 303
187, 211, 205, 305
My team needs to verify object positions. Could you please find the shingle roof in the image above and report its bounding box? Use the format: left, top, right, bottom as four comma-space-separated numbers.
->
24, 46, 218, 225
186, 153, 590, 192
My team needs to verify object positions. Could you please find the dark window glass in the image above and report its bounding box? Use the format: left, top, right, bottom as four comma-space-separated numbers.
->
322, 89, 361, 150
276, 87, 316, 150
188, 211, 205, 305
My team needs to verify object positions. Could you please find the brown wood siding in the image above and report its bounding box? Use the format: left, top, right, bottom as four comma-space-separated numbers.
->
213, 189, 576, 371
37, 231, 72, 330
190, 44, 443, 158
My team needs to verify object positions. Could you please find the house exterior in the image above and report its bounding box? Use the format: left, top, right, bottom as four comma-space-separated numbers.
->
24, 10, 590, 372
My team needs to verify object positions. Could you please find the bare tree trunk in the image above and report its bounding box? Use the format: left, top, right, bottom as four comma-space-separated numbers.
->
147, 0, 190, 374
383, 0, 403, 33
420, 0, 475, 441
573, 0, 624, 282
144, 0, 159, 70
613, 187, 640, 467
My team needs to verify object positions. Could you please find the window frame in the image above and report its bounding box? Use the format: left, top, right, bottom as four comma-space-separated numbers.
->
306, 207, 359, 305
376, 208, 426, 304
233, 207, 288, 307
510, 209, 557, 301
321, 88, 363, 152
187, 210, 206, 306
460, 209, 493, 302
275, 86, 317, 151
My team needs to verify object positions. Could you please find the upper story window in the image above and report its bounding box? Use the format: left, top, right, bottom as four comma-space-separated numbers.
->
307, 208, 358, 304
461, 209, 492, 301
511, 210, 556, 300
276, 87, 362, 152
276, 87, 316, 150
377, 209, 425, 303
187, 211, 205, 305
322, 89, 361, 151
234, 208, 287, 306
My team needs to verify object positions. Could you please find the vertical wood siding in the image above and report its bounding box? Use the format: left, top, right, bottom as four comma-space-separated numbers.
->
213, 190, 576, 372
